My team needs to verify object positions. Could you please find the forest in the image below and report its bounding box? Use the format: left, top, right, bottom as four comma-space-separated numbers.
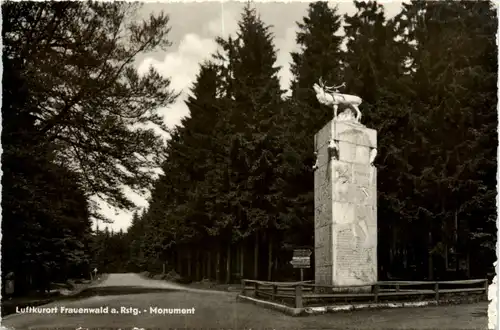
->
2, 1, 497, 296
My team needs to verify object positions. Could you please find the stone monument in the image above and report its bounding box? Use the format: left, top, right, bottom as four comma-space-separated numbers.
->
313, 79, 377, 288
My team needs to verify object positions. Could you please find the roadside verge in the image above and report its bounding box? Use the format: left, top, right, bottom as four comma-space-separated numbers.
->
237, 293, 485, 317
1, 274, 109, 317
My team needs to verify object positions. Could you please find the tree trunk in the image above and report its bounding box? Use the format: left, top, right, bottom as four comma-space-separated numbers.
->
267, 235, 273, 281
216, 246, 221, 283
226, 243, 231, 284
254, 232, 259, 279
236, 243, 241, 278
428, 232, 433, 280
466, 250, 470, 278
196, 250, 201, 281
240, 242, 245, 280
201, 251, 206, 279
207, 250, 212, 280
187, 250, 192, 278
177, 249, 182, 275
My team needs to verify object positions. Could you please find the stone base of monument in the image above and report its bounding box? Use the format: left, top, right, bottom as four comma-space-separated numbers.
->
312, 285, 372, 294
330, 286, 372, 293
314, 119, 378, 288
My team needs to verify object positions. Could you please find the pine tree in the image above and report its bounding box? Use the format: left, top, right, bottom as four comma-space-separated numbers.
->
290, 1, 344, 110
213, 4, 287, 280
281, 2, 345, 255
2, 2, 177, 217
392, 0, 497, 278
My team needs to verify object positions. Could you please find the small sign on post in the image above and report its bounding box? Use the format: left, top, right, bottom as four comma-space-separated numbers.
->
290, 249, 312, 281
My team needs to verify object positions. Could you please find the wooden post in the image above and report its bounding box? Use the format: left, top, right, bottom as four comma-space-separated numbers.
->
255, 282, 259, 298
295, 285, 303, 308
162, 262, 166, 275
241, 279, 246, 296
373, 284, 379, 303
272, 285, 277, 301
300, 269, 304, 282
434, 283, 439, 303
187, 250, 192, 278
484, 279, 489, 301
254, 233, 259, 279
395, 284, 400, 292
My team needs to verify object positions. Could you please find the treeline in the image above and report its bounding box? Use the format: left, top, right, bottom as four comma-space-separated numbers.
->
119, 1, 497, 283
2, 2, 177, 296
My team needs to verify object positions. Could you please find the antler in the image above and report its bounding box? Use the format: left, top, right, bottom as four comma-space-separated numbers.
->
318, 77, 325, 88
332, 82, 346, 90
318, 78, 347, 93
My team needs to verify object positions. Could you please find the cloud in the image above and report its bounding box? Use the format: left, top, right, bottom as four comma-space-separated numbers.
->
137, 34, 219, 128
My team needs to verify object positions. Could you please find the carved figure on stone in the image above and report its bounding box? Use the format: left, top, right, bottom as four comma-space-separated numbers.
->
334, 163, 350, 186
313, 78, 363, 123
355, 213, 373, 248
327, 139, 339, 160
350, 250, 376, 282
312, 151, 319, 171
333, 163, 373, 248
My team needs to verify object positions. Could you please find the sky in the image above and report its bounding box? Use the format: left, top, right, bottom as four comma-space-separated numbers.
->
98, 1, 406, 232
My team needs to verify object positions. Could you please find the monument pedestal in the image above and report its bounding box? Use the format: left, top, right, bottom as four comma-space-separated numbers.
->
314, 119, 377, 288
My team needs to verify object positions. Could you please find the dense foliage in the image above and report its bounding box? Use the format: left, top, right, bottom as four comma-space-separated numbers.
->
126, 1, 496, 282
2, 2, 176, 295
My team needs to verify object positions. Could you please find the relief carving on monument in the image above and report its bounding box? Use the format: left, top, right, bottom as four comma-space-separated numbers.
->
336, 228, 377, 284
356, 145, 371, 164
333, 162, 351, 184
332, 163, 374, 248
349, 249, 377, 283
352, 164, 372, 186
338, 141, 356, 163
335, 129, 373, 164
334, 123, 376, 148
354, 208, 376, 248
337, 128, 370, 145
